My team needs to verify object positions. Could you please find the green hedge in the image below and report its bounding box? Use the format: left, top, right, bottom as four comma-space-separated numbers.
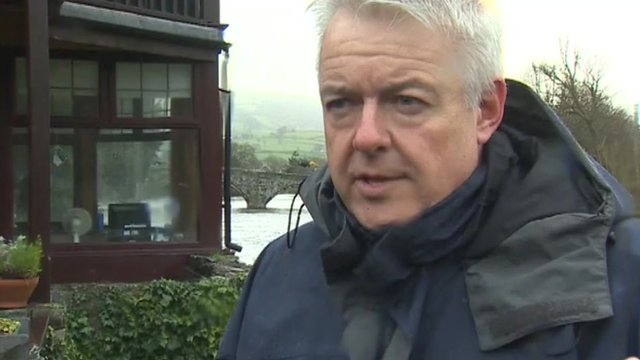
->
43, 276, 245, 359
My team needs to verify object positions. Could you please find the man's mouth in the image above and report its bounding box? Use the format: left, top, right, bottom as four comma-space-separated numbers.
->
354, 175, 401, 196
359, 176, 391, 184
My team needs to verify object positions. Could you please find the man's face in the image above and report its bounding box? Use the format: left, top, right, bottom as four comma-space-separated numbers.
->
319, 9, 504, 230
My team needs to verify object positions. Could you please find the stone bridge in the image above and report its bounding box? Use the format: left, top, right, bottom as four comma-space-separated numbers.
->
229, 168, 310, 209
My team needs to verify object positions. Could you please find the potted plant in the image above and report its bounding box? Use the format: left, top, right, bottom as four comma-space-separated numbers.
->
0, 235, 42, 309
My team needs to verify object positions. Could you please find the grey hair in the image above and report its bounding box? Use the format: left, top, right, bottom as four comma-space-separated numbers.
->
308, 0, 504, 107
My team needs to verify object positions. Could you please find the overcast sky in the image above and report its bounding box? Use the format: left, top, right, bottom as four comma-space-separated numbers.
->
221, 0, 640, 112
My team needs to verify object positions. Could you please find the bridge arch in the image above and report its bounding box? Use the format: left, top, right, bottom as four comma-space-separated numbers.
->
229, 168, 309, 209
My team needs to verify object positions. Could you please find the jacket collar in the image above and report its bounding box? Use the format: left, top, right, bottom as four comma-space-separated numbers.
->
463, 80, 616, 350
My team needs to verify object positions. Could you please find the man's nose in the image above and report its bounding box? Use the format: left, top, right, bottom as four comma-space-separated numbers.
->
352, 100, 390, 153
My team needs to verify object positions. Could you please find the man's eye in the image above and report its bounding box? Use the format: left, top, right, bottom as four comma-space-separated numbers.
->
395, 96, 426, 114
397, 96, 420, 106
326, 98, 351, 111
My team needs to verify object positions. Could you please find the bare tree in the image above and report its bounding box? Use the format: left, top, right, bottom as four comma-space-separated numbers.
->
527, 43, 640, 209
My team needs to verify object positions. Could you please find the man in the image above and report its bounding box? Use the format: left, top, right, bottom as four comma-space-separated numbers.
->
218, 0, 640, 359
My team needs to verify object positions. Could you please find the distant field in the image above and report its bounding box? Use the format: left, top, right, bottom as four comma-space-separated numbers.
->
240, 130, 326, 160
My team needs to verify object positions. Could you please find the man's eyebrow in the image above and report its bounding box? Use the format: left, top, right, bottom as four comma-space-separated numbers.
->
319, 83, 355, 97
319, 79, 440, 98
379, 79, 439, 97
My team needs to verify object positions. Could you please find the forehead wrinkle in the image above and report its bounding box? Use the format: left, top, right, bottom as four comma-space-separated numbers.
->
320, 32, 450, 58
320, 52, 452, 91
320, 45, 447, 74
320, 52, 445, 73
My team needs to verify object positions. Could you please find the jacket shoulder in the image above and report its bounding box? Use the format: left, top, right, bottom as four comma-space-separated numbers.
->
250, 221, 329, 275
262, 221, 328, 253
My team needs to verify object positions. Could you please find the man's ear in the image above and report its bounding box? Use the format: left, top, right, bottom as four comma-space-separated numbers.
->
477, 79, 507, 145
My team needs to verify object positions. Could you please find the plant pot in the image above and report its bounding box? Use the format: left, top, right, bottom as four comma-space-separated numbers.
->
0, 278, 39, 309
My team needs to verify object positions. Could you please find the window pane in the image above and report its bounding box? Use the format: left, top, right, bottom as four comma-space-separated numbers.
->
117, 90, 142, 118
50, 89, 73, 116
12, 128, 28, 238
73, 61, 99, 89
97, 129, 200, 243
50, 59, 72, 88
169, 65, 192, 117
50, 144, 74, 224
169, 91, 193, 117
73, 89, 99, 117
116, 62, 141, 90
48, 129, 200, 244
15, 58, 26, 90
102, 129, 134, 135
142, 63, 167, 91
50, 129, 97, 242
168, 64, 191, 91
15, 58, 27, 115
143, 91, 168, 118
116, 63, 142, 118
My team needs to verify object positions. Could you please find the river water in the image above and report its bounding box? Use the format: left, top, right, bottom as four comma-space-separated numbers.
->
224, 194, 312, 264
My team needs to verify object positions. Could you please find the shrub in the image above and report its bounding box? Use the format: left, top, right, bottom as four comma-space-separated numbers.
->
0, 318, 20, 335
42, 275, 245, 359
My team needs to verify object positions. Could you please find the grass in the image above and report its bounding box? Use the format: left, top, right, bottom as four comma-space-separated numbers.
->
241, 130, 326, 160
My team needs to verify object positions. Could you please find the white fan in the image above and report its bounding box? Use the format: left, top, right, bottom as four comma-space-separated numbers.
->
63, 208, 93, 244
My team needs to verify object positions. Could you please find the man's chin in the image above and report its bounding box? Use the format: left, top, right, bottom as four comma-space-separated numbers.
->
352, 206, 415, 231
